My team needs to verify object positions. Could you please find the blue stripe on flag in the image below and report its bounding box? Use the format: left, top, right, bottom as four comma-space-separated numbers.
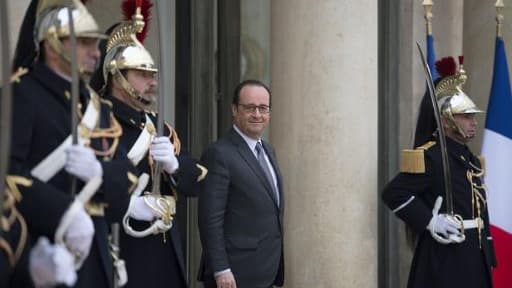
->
485, 37, 512, 140
427, 34, 438, 81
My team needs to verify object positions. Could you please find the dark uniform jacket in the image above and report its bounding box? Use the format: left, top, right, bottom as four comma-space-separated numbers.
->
0, 180, 32, 288
382, 136, 497, 288
106, 95, 203, 288
9, 63, 136, 288
198, 128, 285, 288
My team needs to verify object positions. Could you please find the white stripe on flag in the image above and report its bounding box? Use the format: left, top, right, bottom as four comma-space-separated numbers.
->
482, 129, 512, 234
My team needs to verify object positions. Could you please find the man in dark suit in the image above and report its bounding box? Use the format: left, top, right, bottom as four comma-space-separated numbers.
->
198, 80, 285, 288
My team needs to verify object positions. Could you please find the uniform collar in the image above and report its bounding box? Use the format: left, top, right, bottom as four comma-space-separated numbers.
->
31, 62, 89, 106
443, 136, 476, 167
107, 94, 146, 128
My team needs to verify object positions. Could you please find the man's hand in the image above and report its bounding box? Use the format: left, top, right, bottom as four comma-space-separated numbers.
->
29, 237, 77, 287
215, 271, 237, 288
128, 196, 159, 221
150, 137, 179, 174
428, 213, 461, 236
427, 196, 464, 244
65, 145, 103, 182
64, 206, 95, 268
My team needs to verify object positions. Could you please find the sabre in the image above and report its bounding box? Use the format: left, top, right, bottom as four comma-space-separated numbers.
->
416, 42, 454, 215
67, 0, 80, 197
151, 0, 174, 195
0, 0, 12, 217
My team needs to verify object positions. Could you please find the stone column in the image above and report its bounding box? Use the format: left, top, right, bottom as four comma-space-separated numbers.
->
270, 1, 378, 287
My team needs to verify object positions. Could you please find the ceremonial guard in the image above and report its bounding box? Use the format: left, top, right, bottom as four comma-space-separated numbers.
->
90, 1, 206, 287
382, 57, 497, 288
9, 0, 137, 287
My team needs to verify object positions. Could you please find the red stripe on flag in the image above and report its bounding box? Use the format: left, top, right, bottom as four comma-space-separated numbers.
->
491, 225, 512, 288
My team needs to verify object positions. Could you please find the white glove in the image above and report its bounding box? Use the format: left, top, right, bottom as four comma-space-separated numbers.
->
64, 206, 95, 268
150, 137, 179, 174
65, 145, 103, 182
427, 196, 464, 244
29, 237, 77, 287
128, 196, 160, 222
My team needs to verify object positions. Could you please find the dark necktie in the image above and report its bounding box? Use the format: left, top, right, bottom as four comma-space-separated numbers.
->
255, 142, 279, 206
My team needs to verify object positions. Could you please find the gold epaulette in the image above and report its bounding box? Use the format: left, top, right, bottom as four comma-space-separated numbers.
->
477, 155, 485, 170
400, 141, 436, 174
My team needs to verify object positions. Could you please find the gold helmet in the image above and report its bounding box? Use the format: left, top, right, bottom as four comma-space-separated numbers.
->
35, 0, 106, 64
103, 1, 157, 106
435, 56, 484, 138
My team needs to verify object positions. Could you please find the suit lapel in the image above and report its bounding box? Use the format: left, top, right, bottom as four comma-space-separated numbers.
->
227, 129, 279, 206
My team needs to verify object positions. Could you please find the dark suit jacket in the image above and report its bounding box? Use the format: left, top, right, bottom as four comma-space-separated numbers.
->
198, 128, 284, 288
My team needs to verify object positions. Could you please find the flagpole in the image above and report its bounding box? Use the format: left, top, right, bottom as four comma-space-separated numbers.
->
496, 0, 504, 38
423, 0, 434, 36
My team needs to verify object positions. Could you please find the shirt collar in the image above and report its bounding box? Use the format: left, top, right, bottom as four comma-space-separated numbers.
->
233, 124, 261, 153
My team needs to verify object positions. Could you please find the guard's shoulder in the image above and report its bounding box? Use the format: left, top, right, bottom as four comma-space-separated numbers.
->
417, 141, 436, 151
399, 141, 436, 174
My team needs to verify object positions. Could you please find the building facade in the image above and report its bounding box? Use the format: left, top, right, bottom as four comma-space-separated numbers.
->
1, 0, 510, 287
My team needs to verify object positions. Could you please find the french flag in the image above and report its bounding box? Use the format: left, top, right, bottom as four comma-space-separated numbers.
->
481, 36, 512, 287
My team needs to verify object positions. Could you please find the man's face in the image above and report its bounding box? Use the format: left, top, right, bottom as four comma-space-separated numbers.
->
125, 69, 158, 108
232, 85, 271, 140
61, 37, 100, 80
445, 113, 478, 143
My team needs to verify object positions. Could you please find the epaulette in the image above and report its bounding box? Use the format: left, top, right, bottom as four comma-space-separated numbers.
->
477, 155, 485, 170
400, 141, 436, 174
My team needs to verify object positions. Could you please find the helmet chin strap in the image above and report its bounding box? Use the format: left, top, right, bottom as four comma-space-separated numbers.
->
443, 106, 469, 140
46, 29, 86, 78
450, 122, 468, 139
112, 68, 153, 108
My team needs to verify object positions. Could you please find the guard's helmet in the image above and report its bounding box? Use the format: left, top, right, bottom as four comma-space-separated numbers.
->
102, 1, 157, 107
435, 56, 483, 138
35, 0, 106, 65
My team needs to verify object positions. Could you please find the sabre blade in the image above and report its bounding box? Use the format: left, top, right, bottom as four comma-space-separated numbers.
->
0, 0, 12, 216
67, 0, 80, 197
416, 42, 454, 215
151, 0, 174, 195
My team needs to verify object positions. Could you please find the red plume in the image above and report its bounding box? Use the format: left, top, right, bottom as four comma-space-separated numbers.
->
435, 57, 457, 77
122, 0, 153, 43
